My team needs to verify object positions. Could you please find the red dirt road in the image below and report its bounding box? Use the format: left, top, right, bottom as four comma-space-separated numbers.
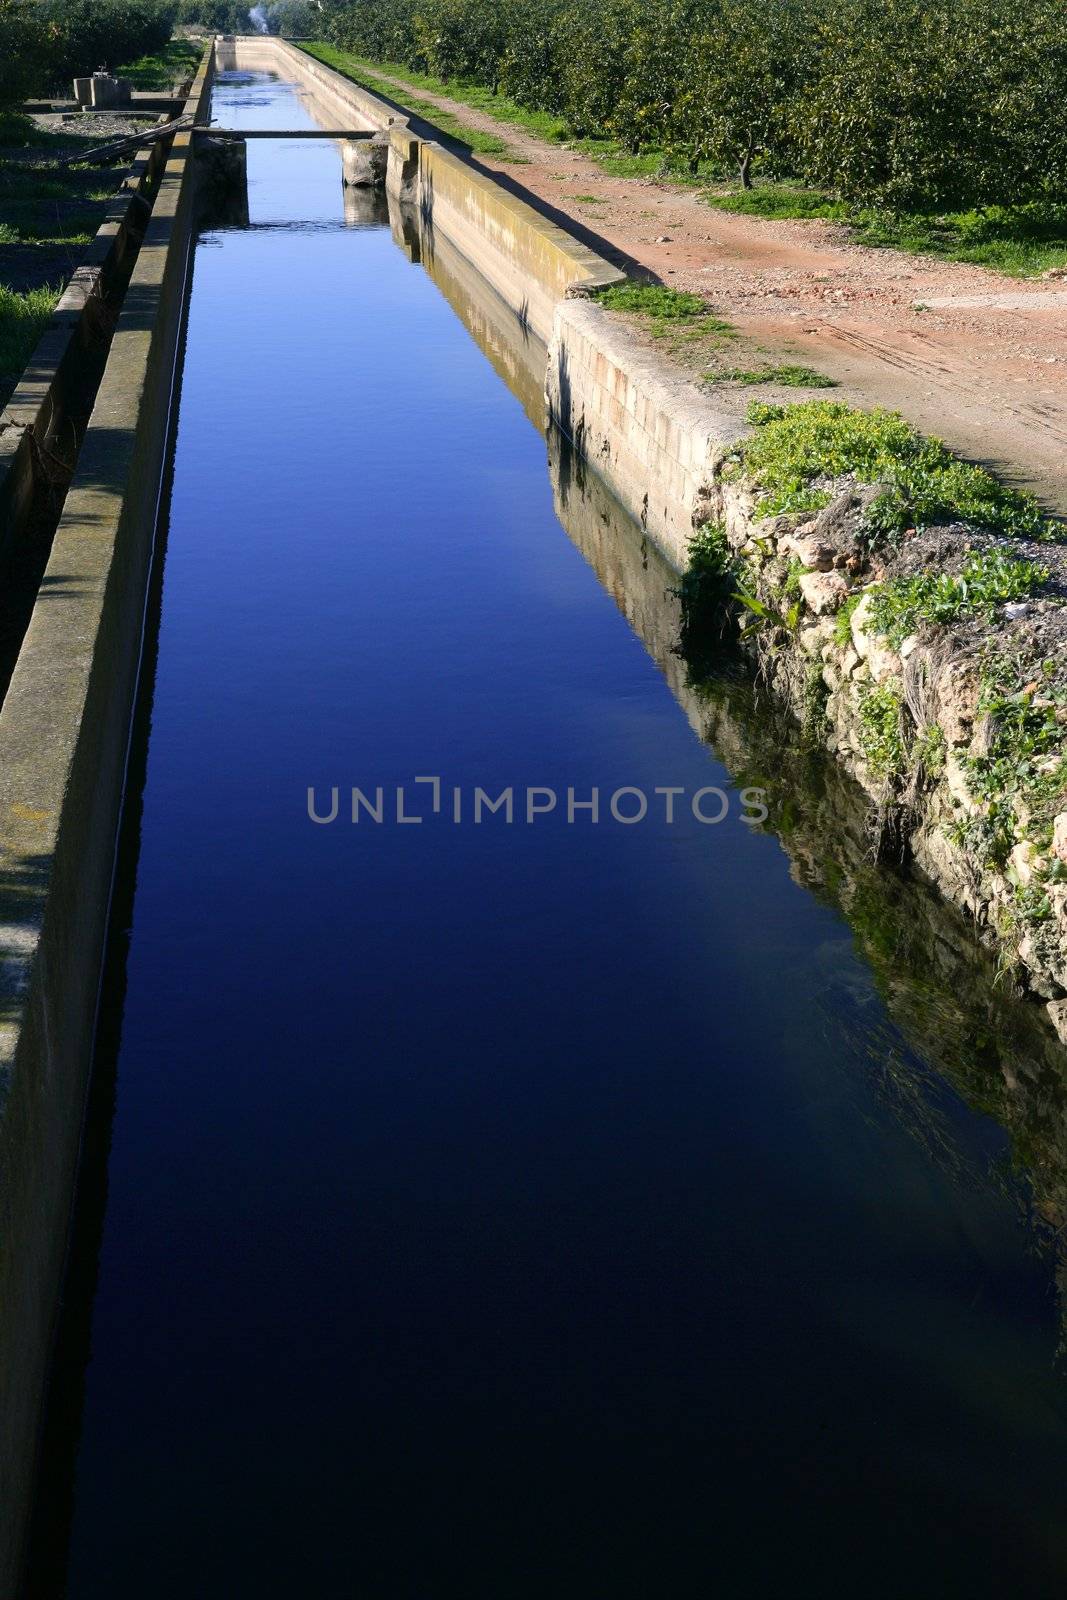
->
366, 63, 1067, 511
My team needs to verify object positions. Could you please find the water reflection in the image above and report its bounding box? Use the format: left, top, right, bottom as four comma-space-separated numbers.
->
387, 180, 1067, 1352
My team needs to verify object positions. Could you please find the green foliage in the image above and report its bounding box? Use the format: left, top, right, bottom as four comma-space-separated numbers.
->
737, 400, 1061, 539
865, 551, 1050, 648
116, 37, 200, 87
593, 282, 705, 319
26, 3, 177, 95
670, 0, 811, 187
834, 592, 862, 647
952, 656, 1067, 870
316, 0, 1067, 214
704, 183, 849, 221
679, 520, 738, 655
0, 281, 58, 400
299, 45, 513, 153
858, 681, 907, 779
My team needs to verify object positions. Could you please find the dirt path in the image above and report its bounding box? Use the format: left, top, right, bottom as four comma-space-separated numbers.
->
365, 62, 1067, 512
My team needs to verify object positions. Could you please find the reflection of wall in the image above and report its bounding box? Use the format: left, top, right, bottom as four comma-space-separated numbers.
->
344, 185, 389, 229
401, 217, 1067, 1313
389, 192, 546, 429
219, 38, 622, 347
544, 422, 1067, 1319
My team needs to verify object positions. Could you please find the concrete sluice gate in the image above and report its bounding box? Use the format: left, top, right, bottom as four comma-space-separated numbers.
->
5, 39, 1067, 1599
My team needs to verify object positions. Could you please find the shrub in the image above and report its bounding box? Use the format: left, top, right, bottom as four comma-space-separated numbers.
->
866, 550, 1051, 647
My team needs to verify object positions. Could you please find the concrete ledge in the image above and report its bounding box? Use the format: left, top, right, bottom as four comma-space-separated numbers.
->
0, 45, 213, 1594
0, 133, 171, 552
229, 38, 623, 344
547, 297, 748, 570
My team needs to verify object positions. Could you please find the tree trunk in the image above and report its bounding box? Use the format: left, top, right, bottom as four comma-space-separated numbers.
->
739, 150, 753, 189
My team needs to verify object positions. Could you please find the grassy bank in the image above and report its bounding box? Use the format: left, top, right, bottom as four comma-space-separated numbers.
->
0, 283, 59, 404
115, 38, 203, 90
704, 185, 1067, 279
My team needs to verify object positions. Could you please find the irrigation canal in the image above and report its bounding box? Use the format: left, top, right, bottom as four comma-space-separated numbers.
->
23, 69, 1067, 1598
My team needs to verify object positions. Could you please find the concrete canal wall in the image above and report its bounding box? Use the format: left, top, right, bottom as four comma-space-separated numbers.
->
2, 29, 1065, 1585
0, 48, 213, 1593
231, 36, 623, 347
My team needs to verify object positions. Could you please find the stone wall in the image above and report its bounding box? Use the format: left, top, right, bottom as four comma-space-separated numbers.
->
0, 46, 214, 1593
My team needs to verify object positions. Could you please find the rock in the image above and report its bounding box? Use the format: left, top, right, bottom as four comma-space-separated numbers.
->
1047, 999, 1067, 1044
1054, 813, 1067, 864
1009, 840, 1046, 887
798, 569, 848, 615
850, 590, 874, 657
779, 531, 835, 571
799, 619, 834, 654
654, 234, 672, 243
935, 658, 983, 745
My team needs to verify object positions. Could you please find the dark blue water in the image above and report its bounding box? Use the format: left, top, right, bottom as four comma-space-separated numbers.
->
35, 74, 1067, 1598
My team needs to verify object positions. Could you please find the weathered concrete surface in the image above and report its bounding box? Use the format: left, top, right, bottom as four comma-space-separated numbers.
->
546, 296, 748, 569
0, 135, 169, 549
226, 35, 398, 132
389, 191, 547, 430
0, 45, 212, 1594
411, 141, 620, 344
341, 132, 388, 188
225, 37, 623, 344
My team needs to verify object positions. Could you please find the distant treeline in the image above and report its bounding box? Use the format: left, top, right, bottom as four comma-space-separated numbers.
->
0, 0, 317, 108
0, 1, 176, 100
318, 0, 1067, 211
175, 0, 317, 34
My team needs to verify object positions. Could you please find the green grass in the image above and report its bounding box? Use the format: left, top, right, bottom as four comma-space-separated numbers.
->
115, 39, 203, 90
705, 183, 850, 222
866, 550, 1051, 647
705, 181, 1067, 278
952, 656, 1067, 870
0, 282, 60, 390
592, 281, 738, 348
299, 47, 1067, 276
594, 282, 705, 319
299, 45, 514, 156
717, 363, 837, 388
738, 399, 1061, 539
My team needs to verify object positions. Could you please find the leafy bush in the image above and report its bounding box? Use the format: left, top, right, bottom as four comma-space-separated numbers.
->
866, 551, 1051, 647
31, 2, 177, 90
737, 400, 1060, 538
317, 0, 1067, 214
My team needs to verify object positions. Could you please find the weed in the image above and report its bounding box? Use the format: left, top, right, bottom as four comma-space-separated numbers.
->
738, 400, 1061, 539
802, 656, 829, 738
834, 592, 863, 647
718, 364, 837, 388
705, 183, 1067, 279
0, 283, 59, 397
866, 550, 1050, 647
858, 681, 908, 779
952, 654, 1067, 870
915, 722, 946, 774
679, 521, 739, 658
594, 282, 706, 319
